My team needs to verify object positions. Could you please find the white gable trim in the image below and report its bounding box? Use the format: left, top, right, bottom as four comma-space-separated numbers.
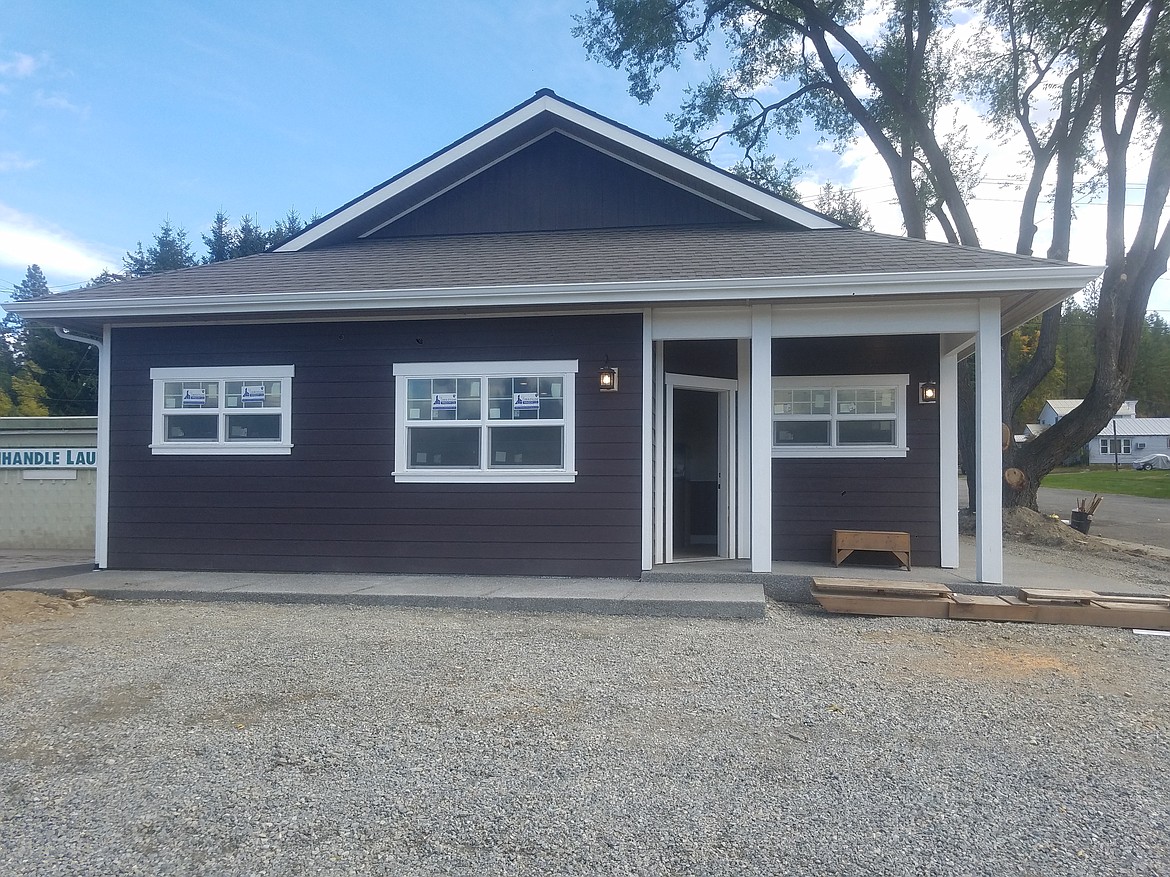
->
278, 93, 836, 252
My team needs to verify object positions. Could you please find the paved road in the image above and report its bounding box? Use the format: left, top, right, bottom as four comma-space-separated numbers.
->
958, 476, 1170, 551
1037, 486, 1170, 550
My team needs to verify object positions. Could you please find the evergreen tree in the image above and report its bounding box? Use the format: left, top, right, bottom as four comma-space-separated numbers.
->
268, 208, 307, 249
124, 220, 197, 277
2, 265, 98, 416
232, 215, 268, 258
203, 210, 235, 263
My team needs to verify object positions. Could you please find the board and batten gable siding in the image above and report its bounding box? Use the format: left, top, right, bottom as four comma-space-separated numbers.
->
771, 335, 942, 566
371, 132, 753, 239
106, 314, 643, 576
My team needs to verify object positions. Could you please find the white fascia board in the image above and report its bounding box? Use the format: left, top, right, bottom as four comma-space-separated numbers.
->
10, 264, 1103, 323
278, 94, 837, 251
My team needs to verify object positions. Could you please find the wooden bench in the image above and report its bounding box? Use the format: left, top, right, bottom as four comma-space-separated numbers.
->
832, 529, 911, 571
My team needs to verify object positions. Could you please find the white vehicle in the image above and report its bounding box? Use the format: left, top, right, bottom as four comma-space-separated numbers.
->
1131, 453, 1170, 470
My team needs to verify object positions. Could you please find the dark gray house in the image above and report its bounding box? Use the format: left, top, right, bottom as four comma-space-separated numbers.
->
12, 91, 1100, 583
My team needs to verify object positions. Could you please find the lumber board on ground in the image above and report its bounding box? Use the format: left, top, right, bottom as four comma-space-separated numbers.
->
809, 579, 1170, 630
1018, 588, 1098, 603
812, 578, 951, 597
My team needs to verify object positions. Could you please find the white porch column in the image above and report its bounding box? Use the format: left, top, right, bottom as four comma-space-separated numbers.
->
975, 298, 1003, 584
750, 305, 773, 572
736, 338, 752, 560
939, 345, 959, 568
641, 310, 654, 571
95, 325, 111, 570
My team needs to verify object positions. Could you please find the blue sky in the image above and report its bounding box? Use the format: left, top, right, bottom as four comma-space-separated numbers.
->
1, 1, 1165, 314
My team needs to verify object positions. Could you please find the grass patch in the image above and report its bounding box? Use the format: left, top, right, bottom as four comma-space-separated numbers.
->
1041, 467, 1170, 500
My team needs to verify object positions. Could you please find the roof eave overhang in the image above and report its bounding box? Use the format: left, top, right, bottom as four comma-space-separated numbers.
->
10, 265, 1102, 336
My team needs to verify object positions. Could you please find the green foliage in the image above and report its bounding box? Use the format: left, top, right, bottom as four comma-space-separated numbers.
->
233, 215, 268, 258
1, 265, 97, 416
1041, 468, 1170, 500
1130, 312, 1170, 416
10, 362, 49, 416
124, 220, 197, 277
203, 211, 235, 263
576, 0, 966, 238
268, 209, 309, 249
813, 183, 874, 230
201, 209, 313, 263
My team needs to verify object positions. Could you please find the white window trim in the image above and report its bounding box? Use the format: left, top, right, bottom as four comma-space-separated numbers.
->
393, 359, 578, 483
772, 374, 909, 459
1101, 437, 1131, 455
149, 365, 294, 455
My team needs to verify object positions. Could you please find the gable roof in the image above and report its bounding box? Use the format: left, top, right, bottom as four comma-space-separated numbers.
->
277, 89, 839, 250
8, 90, 1103, 335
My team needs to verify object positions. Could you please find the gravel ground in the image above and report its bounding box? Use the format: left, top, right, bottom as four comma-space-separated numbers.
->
1, 598, 1167, 876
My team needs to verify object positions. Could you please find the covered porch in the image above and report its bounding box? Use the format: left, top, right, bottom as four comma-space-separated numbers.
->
642, 295, 1047, 584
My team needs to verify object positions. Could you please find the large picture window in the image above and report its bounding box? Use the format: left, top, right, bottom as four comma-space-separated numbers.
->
393, 360, 577, 482
772, 374, 909, 458
150, 365, 294, 455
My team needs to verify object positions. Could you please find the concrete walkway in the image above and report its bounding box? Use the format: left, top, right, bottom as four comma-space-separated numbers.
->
2, 563, 765, 619
4, 535, 1167, 619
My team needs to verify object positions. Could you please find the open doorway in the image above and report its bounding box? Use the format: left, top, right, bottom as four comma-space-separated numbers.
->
665, 375, 737, 562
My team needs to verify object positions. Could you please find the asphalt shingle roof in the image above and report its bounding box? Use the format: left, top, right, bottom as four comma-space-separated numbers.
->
42, 224, 1072, 305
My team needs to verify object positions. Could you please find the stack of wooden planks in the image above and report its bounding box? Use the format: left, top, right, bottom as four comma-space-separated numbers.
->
811, 578, 1170, 630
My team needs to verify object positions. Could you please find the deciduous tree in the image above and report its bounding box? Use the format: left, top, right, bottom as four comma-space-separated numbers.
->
576, 0, 1169, 509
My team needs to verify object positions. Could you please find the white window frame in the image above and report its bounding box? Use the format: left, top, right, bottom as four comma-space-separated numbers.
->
393, 360, 578, 483
771, 374, 909, 459
149, 365, 294, 455
1100, 437, 1131, 455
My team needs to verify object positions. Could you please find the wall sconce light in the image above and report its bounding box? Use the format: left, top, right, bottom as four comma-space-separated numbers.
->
919, 380, 939, 404
599, 364, 619, 392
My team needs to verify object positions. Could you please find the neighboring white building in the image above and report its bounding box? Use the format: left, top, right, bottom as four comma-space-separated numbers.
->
1088, 417, 1170, 464
1037, 398, 1137, 427
0, 416, 98, 549
1029, 399, 1170, 464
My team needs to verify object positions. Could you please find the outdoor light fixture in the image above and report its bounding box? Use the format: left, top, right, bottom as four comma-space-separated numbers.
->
919, 380, 939, 404
599, 363, 619, 392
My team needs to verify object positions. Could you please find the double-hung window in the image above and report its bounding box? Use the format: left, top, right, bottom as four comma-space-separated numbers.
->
772, 374, 909, 458
1100, 438, 1131, 455
393, 360, 577, 482
150, 365, 294, 455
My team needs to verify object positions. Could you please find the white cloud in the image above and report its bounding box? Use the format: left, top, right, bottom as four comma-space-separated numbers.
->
0, 151, 38, 172
0, 52, 41, 79
33, 90, 88, 117
0, 203, 117, 286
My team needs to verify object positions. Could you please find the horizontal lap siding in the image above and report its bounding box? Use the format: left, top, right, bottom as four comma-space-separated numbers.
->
772, 335, 942, 566
107, 314, 643, 577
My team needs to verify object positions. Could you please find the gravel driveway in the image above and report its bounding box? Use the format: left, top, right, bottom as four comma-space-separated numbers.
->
1, 599, 1167, 876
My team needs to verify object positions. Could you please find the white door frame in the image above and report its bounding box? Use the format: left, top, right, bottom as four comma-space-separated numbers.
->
663, 373, 739, 563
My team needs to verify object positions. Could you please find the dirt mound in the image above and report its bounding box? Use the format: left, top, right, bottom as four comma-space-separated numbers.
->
960, 506, 1102, 549
0, 590, 80, 626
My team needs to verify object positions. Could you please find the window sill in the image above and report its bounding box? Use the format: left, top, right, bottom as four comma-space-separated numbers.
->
393, 469, 577, 484
150, 443, 293, 456
772, 447, 908, 459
